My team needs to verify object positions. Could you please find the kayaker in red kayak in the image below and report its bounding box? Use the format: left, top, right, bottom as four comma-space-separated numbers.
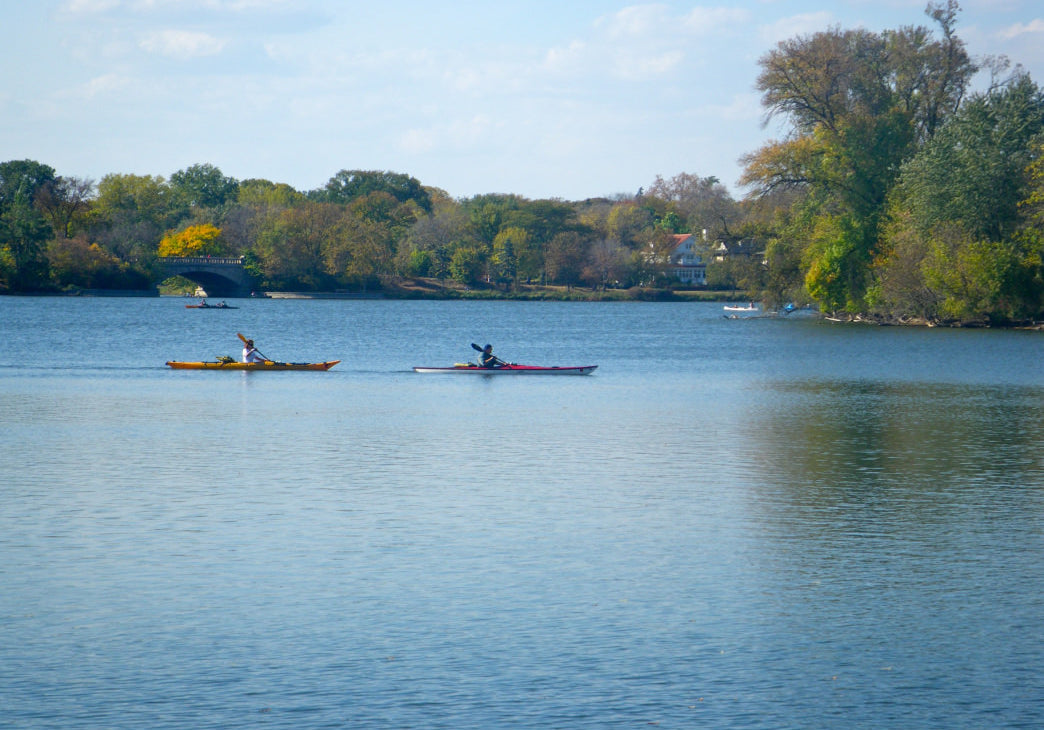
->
479, 343, 502, 368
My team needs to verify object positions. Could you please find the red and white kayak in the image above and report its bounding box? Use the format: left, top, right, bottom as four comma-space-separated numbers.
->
413, 363, 597, 375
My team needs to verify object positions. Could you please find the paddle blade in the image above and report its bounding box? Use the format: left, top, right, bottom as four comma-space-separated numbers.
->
471, 342, 483, 352
237, 332, 249, 345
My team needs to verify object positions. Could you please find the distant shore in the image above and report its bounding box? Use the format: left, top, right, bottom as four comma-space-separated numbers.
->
12, 278, 754, 303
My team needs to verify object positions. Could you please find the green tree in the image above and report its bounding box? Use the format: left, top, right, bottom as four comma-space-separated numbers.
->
0, 160, 57, 289
449, 246, 486, 286
0, 159, 55, 212
253, 202, 344, 290
741, 2, 975, 312
491, 227, 524, 287
89, 173, 180, 260
877, 73, 1044, 321
604, 201, 654, 248
332, 216, 394, 290
46, 236, 144, 289
170, 163, 239, 210
315, 169, 431, 213
0, 181, 53, 290
892, 73, 1044, 241
237, 179, 304, 208
399, 202, 474, 280
462, 194, 526, 246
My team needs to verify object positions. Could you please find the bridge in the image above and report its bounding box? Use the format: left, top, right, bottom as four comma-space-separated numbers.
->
157, 256, 255, 297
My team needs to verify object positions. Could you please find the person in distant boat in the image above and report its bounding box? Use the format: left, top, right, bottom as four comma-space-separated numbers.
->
242, 338, 264, 363
217, 301, 228, 308
199, 298, 207, 307
480, 343, 500, 368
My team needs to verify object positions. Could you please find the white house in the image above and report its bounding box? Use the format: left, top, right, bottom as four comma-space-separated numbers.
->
665, 233, 706, 285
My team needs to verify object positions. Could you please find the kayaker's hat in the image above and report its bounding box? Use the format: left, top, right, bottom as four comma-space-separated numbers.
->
246, 339, 254, 346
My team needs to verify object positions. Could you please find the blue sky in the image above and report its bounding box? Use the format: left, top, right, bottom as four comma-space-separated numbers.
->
2, 1, 1043, 200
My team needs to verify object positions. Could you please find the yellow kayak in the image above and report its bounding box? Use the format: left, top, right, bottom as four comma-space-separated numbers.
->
166, 360, 340, 371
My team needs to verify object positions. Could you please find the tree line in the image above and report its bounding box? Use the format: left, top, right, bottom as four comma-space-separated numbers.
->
2, 1, 1041, 324
0, 159, 742, 297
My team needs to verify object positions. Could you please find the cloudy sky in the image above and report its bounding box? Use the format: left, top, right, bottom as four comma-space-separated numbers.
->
2, 1, 1043, 200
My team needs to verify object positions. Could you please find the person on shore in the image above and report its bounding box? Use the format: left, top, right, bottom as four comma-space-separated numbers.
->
242, 338, 264, 363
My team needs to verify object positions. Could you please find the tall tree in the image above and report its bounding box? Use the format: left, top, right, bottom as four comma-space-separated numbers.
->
0, 183, 52, 290
741, 2, 975, 311
0, 159, 57, 289
646, 172, 738, 239
877, 73, 1044, 321
35, 176, 94, 239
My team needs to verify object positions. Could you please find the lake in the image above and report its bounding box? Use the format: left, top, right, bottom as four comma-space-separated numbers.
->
1, 296, 1042, 729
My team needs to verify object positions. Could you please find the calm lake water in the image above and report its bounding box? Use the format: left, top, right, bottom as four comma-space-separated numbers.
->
1, 296, 1042, 729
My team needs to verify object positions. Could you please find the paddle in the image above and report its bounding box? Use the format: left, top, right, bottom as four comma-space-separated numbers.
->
470, 342, 510, 367
237, 332, 273, 362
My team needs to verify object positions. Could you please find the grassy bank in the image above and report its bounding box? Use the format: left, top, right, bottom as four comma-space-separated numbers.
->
381, 277, 748, 302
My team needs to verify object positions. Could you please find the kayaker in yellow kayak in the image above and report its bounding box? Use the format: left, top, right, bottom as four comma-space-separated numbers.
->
242, 338, 264, 363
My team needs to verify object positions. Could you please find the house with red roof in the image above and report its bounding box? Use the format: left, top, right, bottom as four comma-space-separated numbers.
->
664, 233, 706, 285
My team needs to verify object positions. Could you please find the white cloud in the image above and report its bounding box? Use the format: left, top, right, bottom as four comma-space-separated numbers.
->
82, 73, 131, 97
543, 40, 588, 73
597, 4, 671, 39
399, 128, 436, 154
614, 50, 685, 79
682, 7, 751, 34
140, 29, 226, 58
999, 19, 1044, 39
62, 0, 121, 12
703, 92, 762, 122
759, 12, 835, 45
64, 0, 293, 10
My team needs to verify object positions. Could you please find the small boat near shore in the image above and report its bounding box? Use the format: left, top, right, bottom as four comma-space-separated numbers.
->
413, 363, 597, 375
166, 360, 339, 371
723, 304, 758, 312
185, 301, 237, 309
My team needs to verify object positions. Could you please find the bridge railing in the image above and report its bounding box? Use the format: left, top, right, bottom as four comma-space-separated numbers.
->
158, 256, 245, 265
